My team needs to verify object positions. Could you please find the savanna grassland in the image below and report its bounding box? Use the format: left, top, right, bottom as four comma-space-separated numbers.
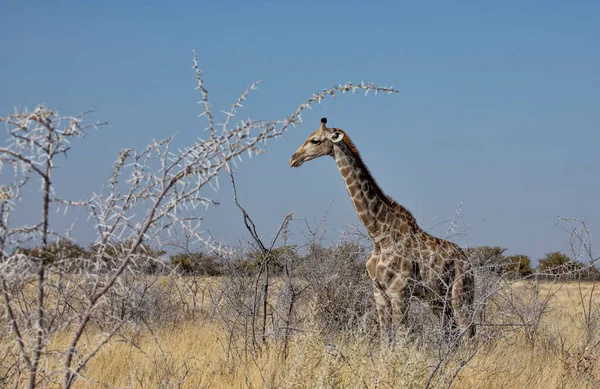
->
3, 276, 598, 389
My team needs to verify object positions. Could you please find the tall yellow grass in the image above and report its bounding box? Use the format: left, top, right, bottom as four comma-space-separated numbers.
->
4, 281, 599, 388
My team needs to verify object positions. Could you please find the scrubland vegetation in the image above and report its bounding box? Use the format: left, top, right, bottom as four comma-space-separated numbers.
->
2, 251, 599, 388
1, 56, 598, 388
81, 279, 600, 389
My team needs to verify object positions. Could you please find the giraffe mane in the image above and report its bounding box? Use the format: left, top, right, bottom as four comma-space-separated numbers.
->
338, 131, 421, 231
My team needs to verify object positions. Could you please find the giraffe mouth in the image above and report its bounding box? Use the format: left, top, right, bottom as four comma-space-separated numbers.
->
290, 152, 307, 167
289, 158, 303, 167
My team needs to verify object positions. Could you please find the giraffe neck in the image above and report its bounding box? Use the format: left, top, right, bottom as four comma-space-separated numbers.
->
333, 138, 416, 241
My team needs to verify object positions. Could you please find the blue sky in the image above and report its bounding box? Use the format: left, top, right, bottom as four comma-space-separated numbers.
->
1, 1, 598, 262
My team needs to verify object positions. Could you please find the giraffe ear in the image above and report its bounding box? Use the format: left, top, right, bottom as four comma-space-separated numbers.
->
330, 131, 344, 143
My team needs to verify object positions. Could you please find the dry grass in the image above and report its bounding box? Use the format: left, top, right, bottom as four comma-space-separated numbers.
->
61, 322, 429, 389
6, 280, 587, 388
1, 276, 598, 388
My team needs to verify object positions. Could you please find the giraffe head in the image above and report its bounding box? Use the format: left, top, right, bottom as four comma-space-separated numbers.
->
289, 118, 345, 167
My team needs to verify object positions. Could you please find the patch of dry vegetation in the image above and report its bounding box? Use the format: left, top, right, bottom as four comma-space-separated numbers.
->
2, 279, 596, 388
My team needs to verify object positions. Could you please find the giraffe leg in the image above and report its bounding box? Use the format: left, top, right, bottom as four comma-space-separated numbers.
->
388, 282, 410, 344
431, 258, 462, 342
452, 268, 476, 338
431, 296, 459, 341
373, 285, 392, 346
367, 252, 394, 346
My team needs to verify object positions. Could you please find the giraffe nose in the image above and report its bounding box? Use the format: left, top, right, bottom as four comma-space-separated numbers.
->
290, 153, 302, 167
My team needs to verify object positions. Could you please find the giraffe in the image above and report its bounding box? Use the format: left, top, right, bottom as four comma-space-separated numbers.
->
290, 118, 476, 343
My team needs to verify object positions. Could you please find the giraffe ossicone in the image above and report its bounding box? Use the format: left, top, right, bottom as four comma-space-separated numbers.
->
290, 118, 476, 343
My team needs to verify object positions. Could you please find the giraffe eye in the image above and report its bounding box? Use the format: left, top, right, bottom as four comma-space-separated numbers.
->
310, 139, 320, 144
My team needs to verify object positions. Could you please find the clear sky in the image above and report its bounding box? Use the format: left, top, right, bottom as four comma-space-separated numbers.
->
1, 1, 598, 262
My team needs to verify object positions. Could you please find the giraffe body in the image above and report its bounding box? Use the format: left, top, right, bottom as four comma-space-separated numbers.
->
290, 118, 475, 342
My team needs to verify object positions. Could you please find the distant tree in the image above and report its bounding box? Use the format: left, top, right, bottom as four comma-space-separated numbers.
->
465, 246, 508, 275
89, 240, 166, 273
466, 247, 535, 278
15, 238, 89, 270
170, 251, 223, 276
505, 255, 533, 277
263, 245, 298, 274
537, 251, 584, 276
233, 245, 299, 276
